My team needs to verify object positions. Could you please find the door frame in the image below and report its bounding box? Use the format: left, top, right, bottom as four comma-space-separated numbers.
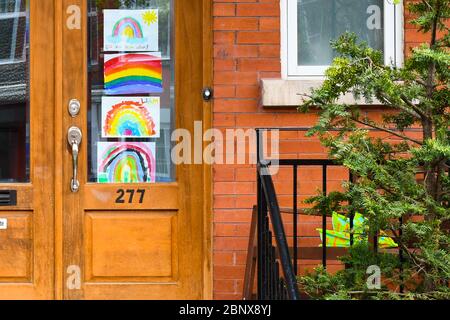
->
53, 0, 213, 300
201, 0, 213, 301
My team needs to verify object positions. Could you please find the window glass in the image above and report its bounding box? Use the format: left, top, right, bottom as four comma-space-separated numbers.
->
87, 0, 175, 183
297, 0, 384, 66
0, 0, 29, 183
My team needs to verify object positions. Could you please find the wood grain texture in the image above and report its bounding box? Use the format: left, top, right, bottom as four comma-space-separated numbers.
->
58, 0, 212, 300
84, 212, 177, 281
83, 184, 179, 210
60, 0, 87, 300
0, 0, 55, 299
1, 0, 213, 300
0, 212, 32, 282
202, 0, 213, 300
0, 185, 33, 210
54, 0, 64, 300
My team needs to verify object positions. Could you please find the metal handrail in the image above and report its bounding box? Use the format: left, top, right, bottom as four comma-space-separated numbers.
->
250, 127, 407, 299
258, 164, 300, 300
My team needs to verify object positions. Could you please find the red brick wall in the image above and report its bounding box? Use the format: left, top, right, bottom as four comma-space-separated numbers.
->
211, 0, 424, 300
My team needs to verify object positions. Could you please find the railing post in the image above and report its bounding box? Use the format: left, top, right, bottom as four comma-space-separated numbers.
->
293, 165, 298, 276
256, 129, 271, 300
322, 165, 328, 268
256, 129, 263, 299
260, 164, 300, 300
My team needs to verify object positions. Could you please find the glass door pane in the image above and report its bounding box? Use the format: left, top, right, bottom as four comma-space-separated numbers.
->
0, 0, 29, 183
87, 0, 175, 183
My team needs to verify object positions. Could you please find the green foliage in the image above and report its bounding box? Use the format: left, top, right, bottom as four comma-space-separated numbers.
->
298, 245, 450, 300
299, 0, 450, 299
298, 244, 407, 300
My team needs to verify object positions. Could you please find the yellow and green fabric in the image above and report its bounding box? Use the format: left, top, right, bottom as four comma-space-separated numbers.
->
317, 212, 398, 248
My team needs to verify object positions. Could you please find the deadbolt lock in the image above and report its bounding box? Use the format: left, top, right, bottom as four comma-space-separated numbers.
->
68, 99, 81, 117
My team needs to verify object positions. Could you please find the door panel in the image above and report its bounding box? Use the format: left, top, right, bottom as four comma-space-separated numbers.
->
60, 0, 210, 300
0, 212, 32, 282
84, 211, 178, 281
0, 0, 54, 299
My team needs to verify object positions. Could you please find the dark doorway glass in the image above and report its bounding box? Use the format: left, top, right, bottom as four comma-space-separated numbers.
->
0, 0, 29, 183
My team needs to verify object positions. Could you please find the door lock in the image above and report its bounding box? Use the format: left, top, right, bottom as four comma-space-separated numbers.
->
67, 127, 82, 193
68, 99, 81, 117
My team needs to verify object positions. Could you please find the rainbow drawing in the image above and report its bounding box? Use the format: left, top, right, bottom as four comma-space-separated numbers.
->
104, 53, 163, 95
101, 97, 160, 138
104, 9, 159, 52
97, 142, 156, 184
112, 17, 144, 39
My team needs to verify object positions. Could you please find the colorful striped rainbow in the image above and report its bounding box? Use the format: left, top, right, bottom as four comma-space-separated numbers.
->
112, 17, 144, 39
98, 142, 156, 184
104, 53, 163, 95
103, 100, 156, 138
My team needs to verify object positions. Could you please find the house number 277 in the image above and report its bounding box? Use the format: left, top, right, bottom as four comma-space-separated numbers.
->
116, 189, 146, 204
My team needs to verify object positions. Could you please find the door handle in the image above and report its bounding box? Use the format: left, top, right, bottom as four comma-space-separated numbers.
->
67, 127, 82, 193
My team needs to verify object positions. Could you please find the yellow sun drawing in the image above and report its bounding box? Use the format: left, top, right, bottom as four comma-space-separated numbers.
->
142, 11, 158, 26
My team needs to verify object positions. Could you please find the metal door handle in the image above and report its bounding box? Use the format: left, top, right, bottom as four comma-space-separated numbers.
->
67, 127, 82, 193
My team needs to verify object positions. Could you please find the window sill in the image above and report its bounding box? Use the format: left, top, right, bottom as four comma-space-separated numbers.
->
261, 79, 381, 108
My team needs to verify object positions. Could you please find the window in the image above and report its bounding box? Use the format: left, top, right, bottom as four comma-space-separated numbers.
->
283, 0, 403, 78
0, 0, 29, 182
87, 0, 175, 183
0, 0, 28, 65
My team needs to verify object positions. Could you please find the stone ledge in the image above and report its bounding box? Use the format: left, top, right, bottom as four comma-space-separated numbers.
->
261, 78, 381, 108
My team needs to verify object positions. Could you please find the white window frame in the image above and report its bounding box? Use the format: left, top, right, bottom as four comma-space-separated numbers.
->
281, 0, 404, 79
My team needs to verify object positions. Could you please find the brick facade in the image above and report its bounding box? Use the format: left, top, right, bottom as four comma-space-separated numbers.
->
212, 0, 424, 300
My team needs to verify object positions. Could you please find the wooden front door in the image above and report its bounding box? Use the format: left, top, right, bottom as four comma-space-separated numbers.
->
0, 0, 55, 299
0, 0, 211, 300
58, 0, 211, 300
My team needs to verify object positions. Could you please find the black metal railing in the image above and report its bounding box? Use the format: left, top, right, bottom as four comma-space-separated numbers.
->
268, 158, 347, 269
244, 128, 407, 300
256, 163, 300, 300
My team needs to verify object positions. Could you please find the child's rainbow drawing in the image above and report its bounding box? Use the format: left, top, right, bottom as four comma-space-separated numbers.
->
113, 17, 143, 38
104, 9, 158, 52
101, 97, 160, 138
97, 142, 156, 184
104, 53, 163, 95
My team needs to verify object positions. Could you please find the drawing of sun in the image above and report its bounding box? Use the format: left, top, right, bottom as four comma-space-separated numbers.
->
142, 10, 158, 26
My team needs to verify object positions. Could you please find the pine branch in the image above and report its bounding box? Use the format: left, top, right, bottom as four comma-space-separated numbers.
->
400, 94, 428, 119
351, 117, 424, 145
